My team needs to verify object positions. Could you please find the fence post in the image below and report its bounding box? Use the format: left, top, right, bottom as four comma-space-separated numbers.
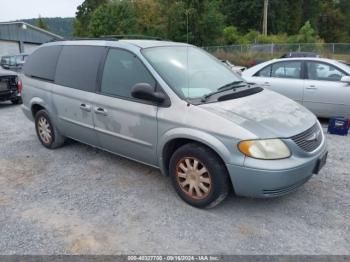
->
332, 43, 335, 54
271, 43, 274, 55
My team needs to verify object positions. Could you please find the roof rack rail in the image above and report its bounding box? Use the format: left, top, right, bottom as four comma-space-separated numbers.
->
101, 34, 163, 40
46, 35, 164, 43
46, 37, 119, 43
63, 36, 119, 41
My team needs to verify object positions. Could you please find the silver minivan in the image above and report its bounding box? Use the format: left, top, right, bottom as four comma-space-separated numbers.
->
21, 40, 328, 208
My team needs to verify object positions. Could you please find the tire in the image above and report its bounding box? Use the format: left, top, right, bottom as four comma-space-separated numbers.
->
169, 143, 230, 208
35, 109, 65, 149
11, 98, 22, 104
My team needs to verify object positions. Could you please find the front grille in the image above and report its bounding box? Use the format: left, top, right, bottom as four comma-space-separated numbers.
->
291, 123, 323, 152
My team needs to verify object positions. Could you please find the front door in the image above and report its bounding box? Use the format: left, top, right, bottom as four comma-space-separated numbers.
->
303, 61, 350, 117
93, 48, 158, 166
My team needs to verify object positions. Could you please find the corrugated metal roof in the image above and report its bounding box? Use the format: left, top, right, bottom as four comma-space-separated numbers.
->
0, 22, 63, 44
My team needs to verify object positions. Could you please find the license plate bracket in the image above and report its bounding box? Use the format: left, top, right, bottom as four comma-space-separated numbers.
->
313, 151, 328, 174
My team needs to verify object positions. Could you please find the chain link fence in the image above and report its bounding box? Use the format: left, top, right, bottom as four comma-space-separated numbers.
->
204, 43, 350, 66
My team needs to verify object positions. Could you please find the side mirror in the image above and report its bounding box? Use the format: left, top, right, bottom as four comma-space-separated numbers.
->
340, 75, 350, 83
131, 83, 166, 103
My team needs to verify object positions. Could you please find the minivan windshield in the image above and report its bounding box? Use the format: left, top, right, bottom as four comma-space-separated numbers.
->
142, 46, 245, 99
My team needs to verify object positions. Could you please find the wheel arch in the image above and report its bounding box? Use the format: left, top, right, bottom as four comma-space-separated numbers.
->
158, 128, 232, 176
30, 97, 48, 118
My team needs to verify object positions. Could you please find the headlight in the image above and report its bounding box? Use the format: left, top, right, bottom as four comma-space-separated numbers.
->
238, 139, 291, 160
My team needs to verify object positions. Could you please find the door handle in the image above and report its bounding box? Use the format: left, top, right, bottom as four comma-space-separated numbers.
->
262, 82, 270, 86
80, 103, 91, 112
94, 107, 108, 116
306, 85, 318, 90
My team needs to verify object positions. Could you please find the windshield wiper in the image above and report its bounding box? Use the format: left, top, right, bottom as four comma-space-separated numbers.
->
217, 81, 245, 91
201, 81, 247, 102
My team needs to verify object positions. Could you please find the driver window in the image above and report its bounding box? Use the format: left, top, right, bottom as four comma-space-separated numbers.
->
306, 62, 345, 81
101, 49, 156, 99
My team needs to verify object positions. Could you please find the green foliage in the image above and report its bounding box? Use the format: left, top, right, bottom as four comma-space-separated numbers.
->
71, 0, 350, 45
36, 16, 49, 31
74, 0, 108, 36
88, 1, 136, 37
223, 26, 240, 44
296, 21, 318, 43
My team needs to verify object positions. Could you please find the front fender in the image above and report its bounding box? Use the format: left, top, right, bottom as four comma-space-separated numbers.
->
158, 128, 235, 175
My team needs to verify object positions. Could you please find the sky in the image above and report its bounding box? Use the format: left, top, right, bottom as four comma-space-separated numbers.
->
0, 0, 84, 22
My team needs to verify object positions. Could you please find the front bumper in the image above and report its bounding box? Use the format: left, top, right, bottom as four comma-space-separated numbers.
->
0, 90, 20, 102
226, 142, 328, 198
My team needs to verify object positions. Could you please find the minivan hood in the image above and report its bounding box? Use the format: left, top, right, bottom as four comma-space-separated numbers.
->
199, 89, 316, 138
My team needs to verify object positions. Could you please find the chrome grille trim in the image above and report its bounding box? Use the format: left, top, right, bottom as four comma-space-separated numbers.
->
291, 123, 323, 152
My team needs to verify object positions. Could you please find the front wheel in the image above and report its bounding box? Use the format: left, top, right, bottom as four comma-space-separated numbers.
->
35, 109, 65, 149
169, 143, 230, 208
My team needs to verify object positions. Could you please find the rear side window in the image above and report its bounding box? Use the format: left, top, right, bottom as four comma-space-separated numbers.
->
55, 46, 105, 92
271, 61, 302, 79
255, 65, 271, 77
100, 49, 156, 99
23, 45, 62, 81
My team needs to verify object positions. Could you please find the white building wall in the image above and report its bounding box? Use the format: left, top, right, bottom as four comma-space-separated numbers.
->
0, 40, 20, 57
23, 43, 40, 54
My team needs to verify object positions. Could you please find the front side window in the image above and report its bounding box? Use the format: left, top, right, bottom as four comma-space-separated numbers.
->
271, 61, 302, 79
142, 46, 243, 99
100, 49, 156, 99
307, 62, 345, 81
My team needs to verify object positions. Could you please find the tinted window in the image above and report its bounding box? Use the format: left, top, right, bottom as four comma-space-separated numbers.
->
255, 65, 271, 77
55, 46, 105, 92
307, 62, 345, 81
101, 49, 155, 98
271, 61, 302, 79
23, 45, 62, 81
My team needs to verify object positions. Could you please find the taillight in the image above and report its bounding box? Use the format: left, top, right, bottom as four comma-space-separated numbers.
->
17, 80, 23, 93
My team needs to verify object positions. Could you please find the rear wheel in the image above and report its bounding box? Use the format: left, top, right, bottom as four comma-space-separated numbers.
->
35, 110, 65, 149
169, 143, 230, 208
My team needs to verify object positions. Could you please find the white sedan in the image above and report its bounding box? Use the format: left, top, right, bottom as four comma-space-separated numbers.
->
242, 57, 350, 117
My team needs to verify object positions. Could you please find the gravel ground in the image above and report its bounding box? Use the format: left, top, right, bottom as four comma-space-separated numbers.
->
0, 102, 349, 255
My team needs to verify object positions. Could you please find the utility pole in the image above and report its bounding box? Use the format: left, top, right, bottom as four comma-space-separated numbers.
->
262, 0, 268, 36
185, 9, 191, 43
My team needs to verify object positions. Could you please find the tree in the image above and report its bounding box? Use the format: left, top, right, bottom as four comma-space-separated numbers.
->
223, 26, 241, 44
291, 20, 322, 43
318, 0, 350, 42
88, 1, 137, 37
165, 0, 225, 46
133, 0, 166, 38
74, 0, 108, 36
37, 15, 49, 31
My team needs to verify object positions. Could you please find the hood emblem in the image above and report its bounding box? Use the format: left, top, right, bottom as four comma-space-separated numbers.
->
305, 130, 321, 142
